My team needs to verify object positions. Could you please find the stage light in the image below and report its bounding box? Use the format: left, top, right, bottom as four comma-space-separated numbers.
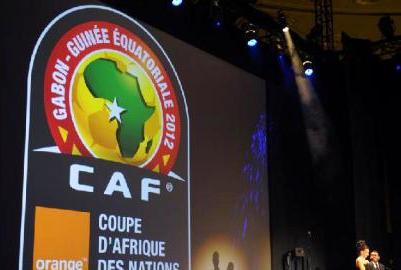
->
247, 38, 258, 47
244, 23, 258, 47
270, 35, 285, 54
396, 64, 401, 72
278, 10, 289, 32
303, 60, 314, 76
172, 0, 183, 6
305, 68, 314, 76
234, 18, 259, 47
210, 0, 223, 28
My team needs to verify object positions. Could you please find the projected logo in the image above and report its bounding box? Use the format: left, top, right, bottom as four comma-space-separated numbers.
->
44, 21, 182, 174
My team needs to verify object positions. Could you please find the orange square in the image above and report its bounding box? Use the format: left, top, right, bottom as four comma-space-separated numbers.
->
33, 207, 90, 270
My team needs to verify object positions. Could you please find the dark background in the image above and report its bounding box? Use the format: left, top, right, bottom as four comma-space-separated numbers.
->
1, 1, 400, 270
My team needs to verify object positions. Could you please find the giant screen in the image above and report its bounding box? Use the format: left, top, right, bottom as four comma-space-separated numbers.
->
18, 4, 270, 270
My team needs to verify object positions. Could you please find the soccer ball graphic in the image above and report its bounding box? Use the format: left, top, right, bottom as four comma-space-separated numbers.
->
71, 50, 163, 166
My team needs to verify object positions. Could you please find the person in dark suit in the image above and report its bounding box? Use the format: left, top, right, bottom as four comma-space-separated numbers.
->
367, 250, 385, 270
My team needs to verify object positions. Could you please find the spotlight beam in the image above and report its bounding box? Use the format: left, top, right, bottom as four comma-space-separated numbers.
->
283, 29, 329, 163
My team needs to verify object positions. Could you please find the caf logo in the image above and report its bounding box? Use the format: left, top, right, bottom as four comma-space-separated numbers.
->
44, 19, 182, 175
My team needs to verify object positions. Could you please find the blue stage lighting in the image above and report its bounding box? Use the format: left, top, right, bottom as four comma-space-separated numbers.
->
247, 38, 258, 47
396, 64, 401, 72
305, 68, 314, 76
172, 0, 183, 6
303, 60, 314, 76
244, 23, 258, 47
211, 0, 223, 28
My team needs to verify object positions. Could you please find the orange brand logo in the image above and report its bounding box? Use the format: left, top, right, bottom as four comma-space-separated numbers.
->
33, 207, 90, 270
